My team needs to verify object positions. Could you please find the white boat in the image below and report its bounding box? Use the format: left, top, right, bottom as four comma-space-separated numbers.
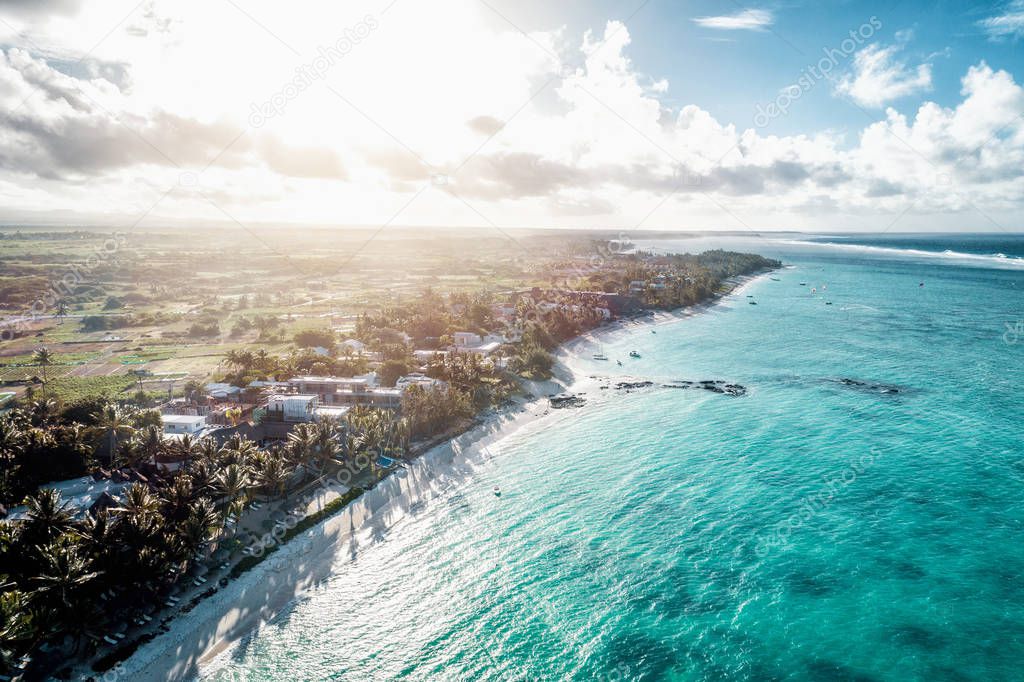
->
493, 486, 501, 497
593, 353, 609, 360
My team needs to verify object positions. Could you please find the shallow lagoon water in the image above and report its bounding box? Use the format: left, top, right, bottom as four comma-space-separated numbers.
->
201, 235, 1024, 681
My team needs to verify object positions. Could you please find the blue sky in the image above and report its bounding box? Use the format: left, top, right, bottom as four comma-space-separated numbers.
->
484, 0, 1024, 141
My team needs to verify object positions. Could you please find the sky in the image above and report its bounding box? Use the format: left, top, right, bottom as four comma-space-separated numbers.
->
0, 0, 1023, 233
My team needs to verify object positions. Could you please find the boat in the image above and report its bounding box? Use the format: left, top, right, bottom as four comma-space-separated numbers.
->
749, 301, 758, 305
825, 301, 833, 305
651, 330, 657, 334
629, 351, 641, 358
799, 282, 807, 286
770, 277, 780, 281
593, 353, 609, 361
616, 360, 622, 366
493, 486, 501, 497
746, 294, 754, 298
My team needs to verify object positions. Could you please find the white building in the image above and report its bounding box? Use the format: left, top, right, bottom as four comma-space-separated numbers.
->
3, 476, 128, 521
340, 338, 367, 353
413, 349, 445, 363
396, 373, 446, 392
266, 394, 320, 422
162, 414, 207, 436
285, 374, 399, 409
205, 382, 241, 399
453, 331, 482, 347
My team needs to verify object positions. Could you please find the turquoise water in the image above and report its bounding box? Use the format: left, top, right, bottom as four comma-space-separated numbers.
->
202, 236, 1024, 681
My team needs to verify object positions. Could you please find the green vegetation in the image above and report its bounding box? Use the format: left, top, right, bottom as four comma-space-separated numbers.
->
0, 397, 407, 677
45, 375, 136, 403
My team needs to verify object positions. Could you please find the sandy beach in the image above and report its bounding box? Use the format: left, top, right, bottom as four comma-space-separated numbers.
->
109, 387, 566, 681
105, 271, 773, 682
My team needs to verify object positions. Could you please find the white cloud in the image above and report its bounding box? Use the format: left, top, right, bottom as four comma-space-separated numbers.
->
836, 43, 933, 108
979, 1, 1024, 40
692, 9, 773, 31
1, 0, 1024, 231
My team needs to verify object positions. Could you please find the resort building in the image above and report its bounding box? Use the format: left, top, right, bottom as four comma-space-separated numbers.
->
284, 375, 401, 409
396, 373, 447, 392
1, 476, 128, 521
204, 382, 241, 400
263, 394, 320, 422
450, 331, 504, 357
340, 338, 367, 354
413, 349, 446, 363
453, 331, 482, 347
161, 414, 207, 436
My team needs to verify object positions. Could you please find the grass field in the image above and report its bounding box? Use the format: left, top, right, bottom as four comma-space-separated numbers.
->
0, 226, 599, 402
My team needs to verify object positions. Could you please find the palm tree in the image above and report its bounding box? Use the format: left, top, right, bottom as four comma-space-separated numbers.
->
0, 418, 25, 501
175, 499, 221, 564
92, 404, 137, 465
310, 419, 341, 473
114, 483, 162, 532
173, 433, 202, 468
215, 464, 249, 537
31, 541, 100, 649
31, 348, 53, 399
133, 424, 165, 467
0, 589, 38, 663
252, 452, 292, 502
28, 399, 57, 426
186, 457, 217, 499
160, 474, 198, 525
20, 489, 75, 551
286, 423, 315, 469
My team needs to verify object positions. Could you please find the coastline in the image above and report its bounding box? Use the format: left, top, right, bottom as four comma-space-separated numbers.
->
108, 393, 568, 682
104, 269, 774, 682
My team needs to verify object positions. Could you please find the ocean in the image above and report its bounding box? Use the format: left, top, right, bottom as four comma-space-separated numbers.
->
199, 234, 1024, 681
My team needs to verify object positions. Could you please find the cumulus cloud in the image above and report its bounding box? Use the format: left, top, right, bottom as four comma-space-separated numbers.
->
979, 1, 1024, 40
692, 9, 773, 31
0, 0, 82, 18
836, 43, 933, 107
351, 19, 1024, 223
0, 47, 345, 180
2, 0, 1024, 230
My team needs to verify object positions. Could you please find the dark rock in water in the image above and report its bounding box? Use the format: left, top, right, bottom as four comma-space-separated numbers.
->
662, 379, 747, 396
835, 377, 903, 395
549, 393, 586, 408
614, 380, 654, 390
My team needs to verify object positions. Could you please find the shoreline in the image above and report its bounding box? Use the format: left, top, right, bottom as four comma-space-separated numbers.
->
107, 393, 570, 682
103, 269, 774, 681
